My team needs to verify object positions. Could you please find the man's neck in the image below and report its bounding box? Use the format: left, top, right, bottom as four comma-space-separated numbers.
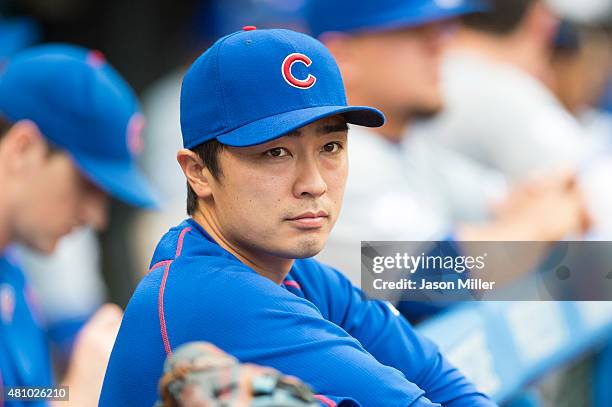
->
191, 211, 293, 284
346, 94, 410, 143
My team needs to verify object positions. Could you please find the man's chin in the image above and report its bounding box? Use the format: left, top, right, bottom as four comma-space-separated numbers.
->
276, 238, 327, 260
26, 237, 60, 255
408, 104, 444, 121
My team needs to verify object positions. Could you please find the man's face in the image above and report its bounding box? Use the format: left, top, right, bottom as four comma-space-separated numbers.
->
205, 116, 349, 260
7, 135, 109, 253
346, 22, 452, 118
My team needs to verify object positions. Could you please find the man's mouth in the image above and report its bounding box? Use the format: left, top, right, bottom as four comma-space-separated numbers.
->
286, 211, 329, 229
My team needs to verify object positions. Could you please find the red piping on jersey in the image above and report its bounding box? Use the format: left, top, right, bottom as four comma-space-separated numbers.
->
155, 226, 192, 355
283, 280, 302, 290
149, 260, 172, 273
175, 227, 192, 257
314, 395, 337, 407
158, 261, 173, 355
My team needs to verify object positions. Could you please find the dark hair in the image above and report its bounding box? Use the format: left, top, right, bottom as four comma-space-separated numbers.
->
186, 138, 225, 216
462, 0, 535, 35
0, 115, 12, 139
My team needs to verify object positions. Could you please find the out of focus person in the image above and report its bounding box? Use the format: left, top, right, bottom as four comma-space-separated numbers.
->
418, 0, 589, 180
0, 44, 157, 406
0, 16, 109, 366
411, 0, 612, 237
16, 228, 108, 362
550, 22, 612, 145
305, 0, 590, 286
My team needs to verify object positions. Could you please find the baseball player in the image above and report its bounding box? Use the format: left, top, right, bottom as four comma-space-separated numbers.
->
0, 44, 157, 406
100, 28, 495, 406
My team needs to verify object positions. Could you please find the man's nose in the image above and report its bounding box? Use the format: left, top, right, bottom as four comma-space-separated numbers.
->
292, 155, 327, 199
426, 21, 455, 54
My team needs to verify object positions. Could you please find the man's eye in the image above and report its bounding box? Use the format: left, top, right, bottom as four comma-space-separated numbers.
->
322, 142, 342, 153
265, 147, 289, 158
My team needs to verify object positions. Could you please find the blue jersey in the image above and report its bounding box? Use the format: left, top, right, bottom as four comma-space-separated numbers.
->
0, 251, 52, 407
100, 219, 495, 406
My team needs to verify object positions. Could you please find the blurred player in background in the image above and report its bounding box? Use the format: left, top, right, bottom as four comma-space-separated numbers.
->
417, 0, 587, 179
0, 44, 157, 406
305, 0, 590, 287
413, 0, 612, 237
550, 21, 612, 145
411, 0, 608, 187
0, 16, 111, 367
101, 27, 495, 406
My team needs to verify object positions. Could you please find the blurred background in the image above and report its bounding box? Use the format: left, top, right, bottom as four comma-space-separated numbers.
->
2, 0, 612, 406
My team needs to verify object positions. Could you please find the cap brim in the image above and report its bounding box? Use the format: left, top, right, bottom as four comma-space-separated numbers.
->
344, 1, 488, 35
71, 153, 161, 209
216, 105, 384, 147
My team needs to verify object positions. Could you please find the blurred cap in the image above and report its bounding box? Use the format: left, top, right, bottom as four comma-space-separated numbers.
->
0, 17, 40, 62
0, 44, 159, 208
180, 27, 384, 148
304, 0, 489, 38
554, 20, 580, 51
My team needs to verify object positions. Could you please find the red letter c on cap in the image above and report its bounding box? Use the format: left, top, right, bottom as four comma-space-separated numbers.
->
282, 53, 317, 89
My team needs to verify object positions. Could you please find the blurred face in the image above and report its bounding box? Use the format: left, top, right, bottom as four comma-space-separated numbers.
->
1, 122, 109, 253
342, 22, 452, 118
551, 32, 612, 114
200, 116, 349, 261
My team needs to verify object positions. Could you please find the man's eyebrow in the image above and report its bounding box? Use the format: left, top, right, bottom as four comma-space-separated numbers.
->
284, 121, 349, 138
317, 121, 349, 134
285, 130, 301, 138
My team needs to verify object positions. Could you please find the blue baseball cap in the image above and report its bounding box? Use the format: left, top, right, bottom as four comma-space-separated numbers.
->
304, 0, 489, 38
0, 44, 159, 208
180, 27, 384, 149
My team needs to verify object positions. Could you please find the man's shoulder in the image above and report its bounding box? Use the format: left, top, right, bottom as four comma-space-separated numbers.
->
293, 258, 353, 295
129, 253, 298, 322
132, 255, 269, 309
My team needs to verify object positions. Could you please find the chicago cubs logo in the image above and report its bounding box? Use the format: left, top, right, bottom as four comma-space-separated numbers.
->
126, 113, 145, 156
281, 53, 317, 89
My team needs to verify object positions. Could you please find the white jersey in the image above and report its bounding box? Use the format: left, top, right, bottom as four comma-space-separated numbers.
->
418, 50, 612, 238
420, 50, 590, 181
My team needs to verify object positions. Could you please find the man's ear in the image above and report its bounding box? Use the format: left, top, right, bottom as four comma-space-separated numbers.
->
0, 120, 48, 174
522, 1, 559, 46
177, 149, 214, 199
